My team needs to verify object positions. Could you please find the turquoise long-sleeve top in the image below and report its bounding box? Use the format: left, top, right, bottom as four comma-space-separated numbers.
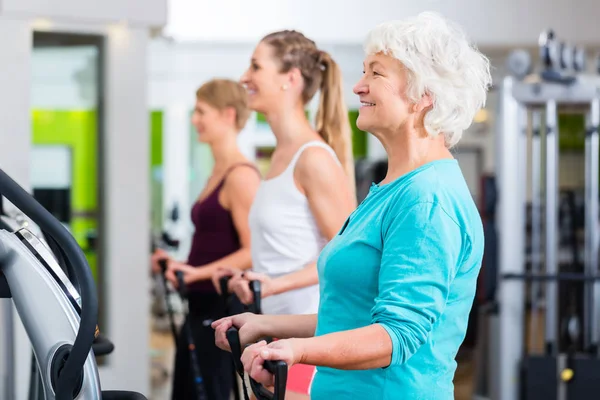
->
311, 159, 484, 400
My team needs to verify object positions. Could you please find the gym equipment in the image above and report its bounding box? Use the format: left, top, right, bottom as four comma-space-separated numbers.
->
218, 275, 242, 400
158, 259, 179, 346
226, 326, 287, 400
506, 50, 533, 80
538, 29, 576, 84
573, 46, 586, 73
354, 159, 388, 203
0, 167, 147, 400
474, 28, 600, 400
0, 203, 21, 400
173, 270, 208, 400
2, 191, 119, 400
219, 276, 271, 400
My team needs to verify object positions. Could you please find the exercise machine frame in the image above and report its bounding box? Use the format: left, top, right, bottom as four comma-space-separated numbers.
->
491, 75, 600, 400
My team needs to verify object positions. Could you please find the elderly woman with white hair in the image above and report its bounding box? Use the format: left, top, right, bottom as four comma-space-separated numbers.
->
212, 11, 492, 399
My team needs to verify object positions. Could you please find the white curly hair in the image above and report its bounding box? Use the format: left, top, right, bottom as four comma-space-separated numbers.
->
363, 12, 492, 148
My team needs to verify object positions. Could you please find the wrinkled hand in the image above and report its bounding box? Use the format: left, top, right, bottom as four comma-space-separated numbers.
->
151, 249, 169, 274
229, 271, 278, 305
165, 261, 198, 288
242, 339, 301, 387
211, 267, 243, 295
211, 312, 265, 352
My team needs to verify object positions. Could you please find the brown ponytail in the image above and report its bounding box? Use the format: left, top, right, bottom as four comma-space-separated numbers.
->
260, 30, 356, 198
315, 51, 356, 198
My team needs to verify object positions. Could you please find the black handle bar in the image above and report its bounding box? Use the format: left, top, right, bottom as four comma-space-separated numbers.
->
250, 280, 261, 314
226, 326, 287, 400
101, 391, 149, 400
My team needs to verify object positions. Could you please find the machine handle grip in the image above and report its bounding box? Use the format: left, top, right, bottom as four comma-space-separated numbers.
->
226, 326, 287, 400
250, 280, 262, 314
220, 275, 231, 297
175, 270, 187, 298
92, 333, 115, 357
158, 258, 168, 274
249, 360, 288, 400
226, 327, 244, 375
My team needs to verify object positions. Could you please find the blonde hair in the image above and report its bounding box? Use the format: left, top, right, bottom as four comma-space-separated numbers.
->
261, 31, 356, 194
196, 79, 251, 131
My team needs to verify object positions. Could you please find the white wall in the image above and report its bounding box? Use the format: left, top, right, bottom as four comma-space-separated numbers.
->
1, 0, 166, 26
0, 17, 34, 400
32, 46, 98, 109
166, 0, 600, 47
101, 25, 150, 394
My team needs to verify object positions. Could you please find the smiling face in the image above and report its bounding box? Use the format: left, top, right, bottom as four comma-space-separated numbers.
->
191, 100, 235, 144
353, 52, 417, 137
240, 41, 295, 114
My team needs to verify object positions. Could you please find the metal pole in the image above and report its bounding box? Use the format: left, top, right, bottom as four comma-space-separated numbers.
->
530, 110, 543, 352
545, 99, 559, 355
586, 98, 600, 351
497, 76, 526, 400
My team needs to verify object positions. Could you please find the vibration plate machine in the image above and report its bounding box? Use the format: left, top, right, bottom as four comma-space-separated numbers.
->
0, 167, 146, 400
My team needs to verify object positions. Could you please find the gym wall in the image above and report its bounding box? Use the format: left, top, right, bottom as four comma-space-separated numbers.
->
0, 10, 159, 399
165, 0, 600, 47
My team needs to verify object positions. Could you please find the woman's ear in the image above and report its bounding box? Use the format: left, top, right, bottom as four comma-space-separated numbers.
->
415, 92, 434, 113
288, 67, 303, 90
222, 106, 237, 126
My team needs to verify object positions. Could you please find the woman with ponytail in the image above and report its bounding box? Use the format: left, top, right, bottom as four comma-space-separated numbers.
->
210, 30, 356, 397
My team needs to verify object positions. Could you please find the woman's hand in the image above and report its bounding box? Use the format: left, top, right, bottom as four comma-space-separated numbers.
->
211, 267, 244, 295
229, 271, 279, 305
212, 312, 266, 352
228, 273, 254, 304
243, 271, 279, 298
165, 261, 198, 287
242, 339, 303, 386
151, 249, 169, 274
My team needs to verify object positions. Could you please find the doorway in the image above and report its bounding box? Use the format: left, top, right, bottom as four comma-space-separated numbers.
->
30, 31, 107, 336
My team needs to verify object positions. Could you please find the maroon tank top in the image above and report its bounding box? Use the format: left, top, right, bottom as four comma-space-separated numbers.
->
186, 163, 259, 293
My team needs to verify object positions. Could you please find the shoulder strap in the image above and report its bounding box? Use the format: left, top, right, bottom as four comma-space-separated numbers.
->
221, 162, 261, 184
288, 141, 340, 171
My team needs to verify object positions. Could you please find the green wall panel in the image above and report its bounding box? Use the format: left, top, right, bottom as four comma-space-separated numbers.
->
558, 113, 586, 151
150, 110, 164, 232
150, 111, 164, 167
31, 109, 99, 280
348, 110, 368, 159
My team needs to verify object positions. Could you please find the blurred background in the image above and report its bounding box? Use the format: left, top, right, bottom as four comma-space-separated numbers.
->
1, 0, 600, 399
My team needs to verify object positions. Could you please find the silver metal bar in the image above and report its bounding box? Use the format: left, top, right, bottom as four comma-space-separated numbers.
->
557, 354, 567, 400
545, 99, 559, 354
512, 78, 600, 105
497, 76, 526, 400
530, 110, 543, 352
586, 98, 600, 349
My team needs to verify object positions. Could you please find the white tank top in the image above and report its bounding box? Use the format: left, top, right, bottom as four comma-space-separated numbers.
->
248, 141, 340, 315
